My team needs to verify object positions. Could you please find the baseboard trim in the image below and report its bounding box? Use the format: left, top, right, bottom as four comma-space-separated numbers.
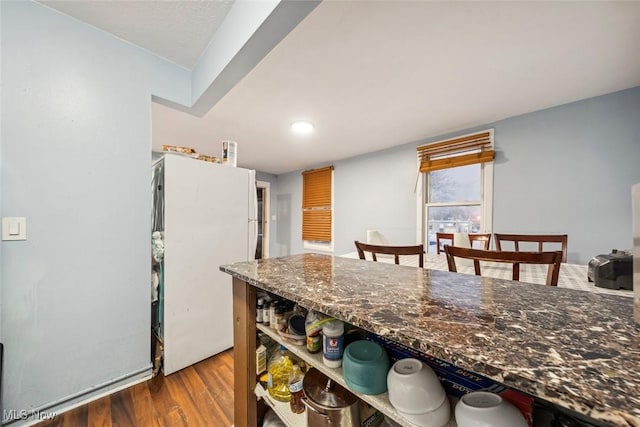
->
3, 365, 152, 426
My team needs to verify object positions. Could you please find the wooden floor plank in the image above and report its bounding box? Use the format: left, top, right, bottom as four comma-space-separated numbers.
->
36, 404, 88, 427
64, 405, 88, 427
175, 364, 231, 426
109, 390, 136, 427
87, 395, 112, 427
164, 367, 209, 426
35, 349, 235, 427
129, 382, 162, 427
193, 352, 234, 423
147, 373, 185, 427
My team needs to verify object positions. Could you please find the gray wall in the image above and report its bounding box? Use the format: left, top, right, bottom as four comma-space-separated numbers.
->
0, 0, 3, 344
271, 145, 418, 257
1, 1, 190, 420
271, 87, 640, 264
271, 170, 302, 257
492, 87, 640, 263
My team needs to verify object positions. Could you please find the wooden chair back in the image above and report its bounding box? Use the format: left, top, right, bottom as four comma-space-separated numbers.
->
468, 233, 492, 250
494, 233, 568, 263
443, 245, 563, 286
435, 232, 453, 254
354, 241, 424, 267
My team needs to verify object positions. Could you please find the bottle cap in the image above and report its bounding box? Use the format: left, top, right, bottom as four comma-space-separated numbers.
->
322, 319, 344, 336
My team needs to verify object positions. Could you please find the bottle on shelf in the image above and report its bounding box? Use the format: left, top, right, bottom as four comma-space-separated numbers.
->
305, 309, 325, 354
263, 301, 270, 327
257, 298, 264, 323
267, 345, 293, 402
288, 365, 305, 414
269, 300, 278, 330
322, 319, 345, 368
275, 304, 286, 332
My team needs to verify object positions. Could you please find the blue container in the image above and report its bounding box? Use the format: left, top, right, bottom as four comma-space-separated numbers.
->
343, 340, 389, 395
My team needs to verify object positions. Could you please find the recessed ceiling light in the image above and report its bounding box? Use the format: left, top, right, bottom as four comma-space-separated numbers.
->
290, 121, 314, 134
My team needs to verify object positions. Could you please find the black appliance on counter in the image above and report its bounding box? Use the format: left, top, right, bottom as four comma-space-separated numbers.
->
587, 249, 633, 290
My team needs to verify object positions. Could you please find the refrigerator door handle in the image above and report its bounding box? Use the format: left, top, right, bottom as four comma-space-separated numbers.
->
249, 219, 258, 260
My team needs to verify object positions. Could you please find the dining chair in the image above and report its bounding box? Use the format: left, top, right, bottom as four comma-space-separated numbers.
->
435, 232, 454, 254
443, 245, 563, 286
494, 233, 568, 263
354, 241, 424, 267
468, 233, 492, 250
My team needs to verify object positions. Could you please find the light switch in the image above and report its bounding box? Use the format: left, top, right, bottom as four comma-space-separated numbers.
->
9, 221, 20, 235
2, 217, 27, 241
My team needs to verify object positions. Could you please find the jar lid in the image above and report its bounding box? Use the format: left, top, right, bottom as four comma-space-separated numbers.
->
288, 314, 306, 336
322, 319, 344, 336
303, 368, 357, 408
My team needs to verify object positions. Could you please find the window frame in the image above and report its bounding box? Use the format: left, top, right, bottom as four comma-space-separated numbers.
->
416, 130, 494, 249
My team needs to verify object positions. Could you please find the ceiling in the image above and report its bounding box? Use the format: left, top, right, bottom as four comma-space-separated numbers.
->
39, 0, 234, 68
41, 1, 640, 175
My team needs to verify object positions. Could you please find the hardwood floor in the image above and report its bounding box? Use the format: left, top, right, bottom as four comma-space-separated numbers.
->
36, 349, 234, 427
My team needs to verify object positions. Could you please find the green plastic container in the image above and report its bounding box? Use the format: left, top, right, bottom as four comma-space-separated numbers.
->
342, 340, 389, 395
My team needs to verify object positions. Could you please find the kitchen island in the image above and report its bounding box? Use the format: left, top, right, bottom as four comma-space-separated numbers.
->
220, 253, 640, 427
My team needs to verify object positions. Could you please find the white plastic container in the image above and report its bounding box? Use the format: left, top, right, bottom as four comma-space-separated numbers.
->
322, 319, 345, 368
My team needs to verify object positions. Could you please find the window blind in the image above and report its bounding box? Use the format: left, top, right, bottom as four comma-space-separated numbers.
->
417, 130, 494, 173
302, 166, 333, 242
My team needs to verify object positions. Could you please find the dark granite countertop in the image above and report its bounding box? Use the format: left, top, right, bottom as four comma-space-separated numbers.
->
220, 253, 640, 427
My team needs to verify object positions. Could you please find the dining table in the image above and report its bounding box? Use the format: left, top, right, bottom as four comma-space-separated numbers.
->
340, 251, 632, 298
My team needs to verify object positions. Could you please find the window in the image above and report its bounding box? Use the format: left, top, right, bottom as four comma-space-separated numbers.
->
417, 130, 494, 254
302, 166, 334, 252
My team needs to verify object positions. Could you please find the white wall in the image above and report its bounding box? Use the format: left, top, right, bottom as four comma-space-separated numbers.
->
271, 87, 640, 264
1, 1, 190, 421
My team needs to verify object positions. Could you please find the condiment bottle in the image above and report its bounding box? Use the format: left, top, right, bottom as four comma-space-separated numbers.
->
256, 298, 264, 323
305, 309, 323, 354
322, 319, 345, 368
262, 301, 270, 327
269, 300, 278, 329
288, 365, 305, 414
275, 304, 286, 332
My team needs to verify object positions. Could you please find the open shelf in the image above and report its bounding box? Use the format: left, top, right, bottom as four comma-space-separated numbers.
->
255, 382, 306, 427
257, 323, 457, 427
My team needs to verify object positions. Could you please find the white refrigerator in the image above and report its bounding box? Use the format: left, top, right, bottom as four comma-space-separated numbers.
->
160, 153, 258, 374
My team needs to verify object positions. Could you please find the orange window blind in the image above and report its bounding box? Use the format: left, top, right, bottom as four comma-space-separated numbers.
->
302, 166, 333, 242
417, 130, 495, 173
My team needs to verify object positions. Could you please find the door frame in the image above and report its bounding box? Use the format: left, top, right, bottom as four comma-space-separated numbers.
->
256, 180, 270, 258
